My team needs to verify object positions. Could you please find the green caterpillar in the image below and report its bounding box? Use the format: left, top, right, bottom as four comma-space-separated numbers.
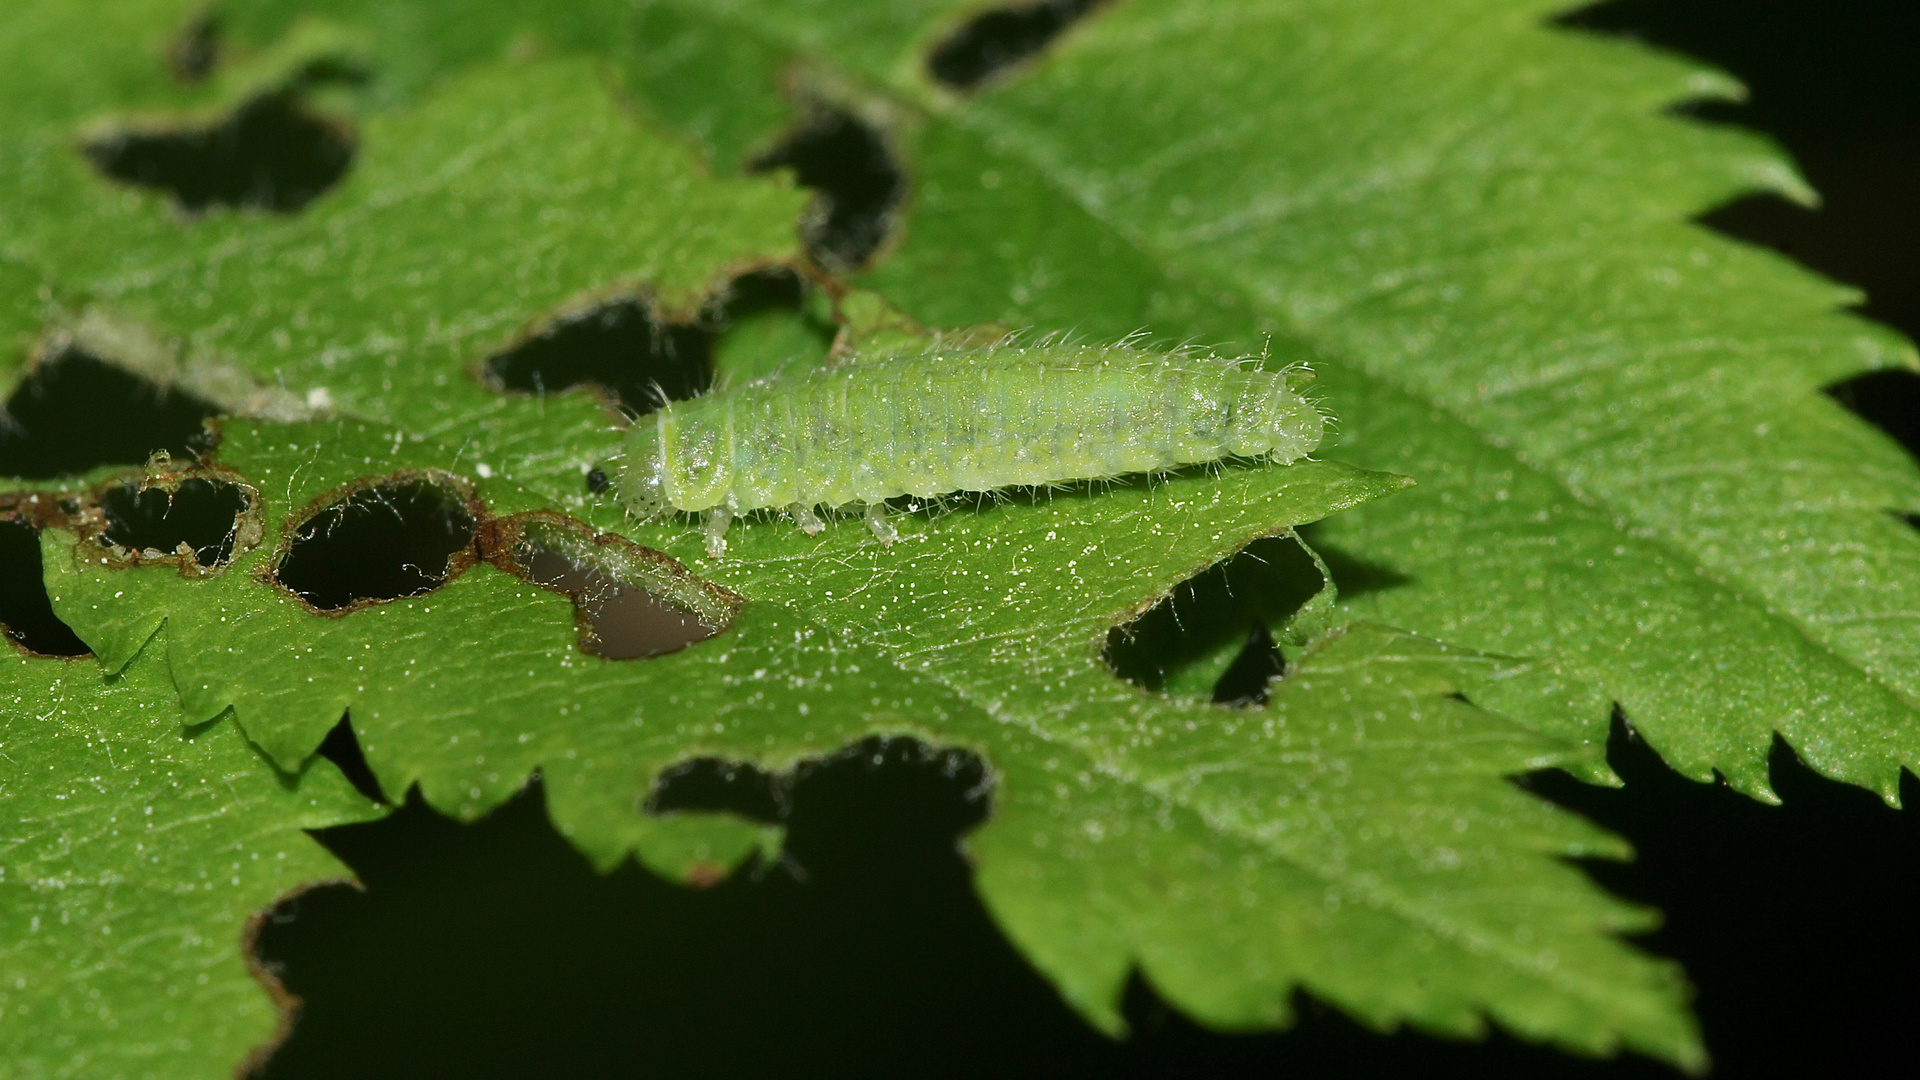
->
620, 344, 1326, 556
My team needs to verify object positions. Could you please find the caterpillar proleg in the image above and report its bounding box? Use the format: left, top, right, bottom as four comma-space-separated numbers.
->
620, 344, 1326, 557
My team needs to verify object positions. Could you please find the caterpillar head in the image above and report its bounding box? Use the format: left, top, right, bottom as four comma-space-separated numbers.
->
619, 434, 671, 519
1267, 385, 1327, 462
1229, 382, 1325, 462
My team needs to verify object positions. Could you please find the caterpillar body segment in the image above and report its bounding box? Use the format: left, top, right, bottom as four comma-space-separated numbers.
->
620, 345, 1327, 557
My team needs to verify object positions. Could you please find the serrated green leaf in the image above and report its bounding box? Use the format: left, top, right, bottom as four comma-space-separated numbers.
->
6, 0, 1867, 1067
0, 645, 380, 1079
34, 419, 916, 880
111, 0, 1920, 803
39, 409, 1703, 1063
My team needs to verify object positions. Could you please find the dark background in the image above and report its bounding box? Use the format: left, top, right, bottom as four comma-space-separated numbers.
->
6, 0, 1918, 1076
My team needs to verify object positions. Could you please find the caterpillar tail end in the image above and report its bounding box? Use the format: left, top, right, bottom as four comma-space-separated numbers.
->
703, 503, 734, 558
863, 502, 897, 546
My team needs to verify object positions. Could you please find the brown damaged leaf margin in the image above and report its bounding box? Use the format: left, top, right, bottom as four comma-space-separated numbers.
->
265, 468, 738, 650
0, 488, 93, 659
0, 488, 84, 532
476, 260, 828, 418
475, 267, 1012, 424
236, 873, 359, 1080
481, 509, 742, 651
261, 467, 486, 617
62, 454, 263, 577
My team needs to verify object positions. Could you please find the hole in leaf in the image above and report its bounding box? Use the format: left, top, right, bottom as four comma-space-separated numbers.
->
98, 476, 251, 567
83, 91, 355, 214
751, 108, 904, 272
1827, 369, 1920, 462
484, 514, 738, 654
1209, 621, 1286, 707
1105, 535, 1324, 698
1295, 527, 1414, 602
274, 477, 478, 611
786, 736, 994, 845
0, 346, 218, 479
485, 298, 711, 418
928, 0, 1108, 91
706, 268, 837, 384
251, 744, 1035, 1078
712, 267, 812, 321
0, 518, 89, 657
251, 725, 1920, 1077
522, 545, 726, 659
316, 713, 388, 804
169, 12, 220, 82
648, 759, 783, 822
487, 270, 835, 416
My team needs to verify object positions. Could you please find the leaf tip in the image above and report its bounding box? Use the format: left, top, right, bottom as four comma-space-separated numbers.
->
1743, 157, 1819, 209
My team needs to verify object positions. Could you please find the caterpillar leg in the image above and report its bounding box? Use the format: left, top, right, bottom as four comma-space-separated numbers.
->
863, 502, 897, 546
790, 502, 826, 536
703, 502, 734, 558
